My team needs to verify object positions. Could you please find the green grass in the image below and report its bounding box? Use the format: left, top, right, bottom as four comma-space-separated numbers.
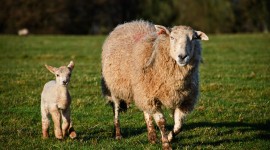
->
0, 34, 269, 149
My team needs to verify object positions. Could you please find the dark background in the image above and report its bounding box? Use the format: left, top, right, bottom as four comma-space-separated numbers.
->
0, 0, 269, 34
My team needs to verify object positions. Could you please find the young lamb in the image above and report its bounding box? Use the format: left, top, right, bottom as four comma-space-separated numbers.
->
101, 20, 208, 149
41, 61, 77, 139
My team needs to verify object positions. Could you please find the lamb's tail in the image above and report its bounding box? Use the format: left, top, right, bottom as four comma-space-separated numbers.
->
101, 75, 127, 112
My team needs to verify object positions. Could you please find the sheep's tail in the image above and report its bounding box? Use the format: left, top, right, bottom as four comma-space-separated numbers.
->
101, 75, 110, 97
101, 75, 127, 112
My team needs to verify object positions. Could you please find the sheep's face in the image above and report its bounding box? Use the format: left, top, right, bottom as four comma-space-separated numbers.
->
45, 61, 75, 86
155, 25, 208, 67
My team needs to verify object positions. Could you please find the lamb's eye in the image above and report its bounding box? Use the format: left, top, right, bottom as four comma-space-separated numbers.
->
56, 74, 59, 77
170, 36, 175, 40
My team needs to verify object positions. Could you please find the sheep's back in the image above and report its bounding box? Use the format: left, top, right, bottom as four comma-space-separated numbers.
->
102, 20, 156, 102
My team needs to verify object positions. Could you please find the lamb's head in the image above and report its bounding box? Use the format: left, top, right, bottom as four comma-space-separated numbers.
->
155, 25, 208, 66
45, 61, 75, 86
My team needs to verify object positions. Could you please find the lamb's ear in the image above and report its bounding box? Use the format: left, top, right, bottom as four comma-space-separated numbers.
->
45, 64, 57, 74
68, 61, 75, 70
195, 31, 209, 40
155, 25, 170, 35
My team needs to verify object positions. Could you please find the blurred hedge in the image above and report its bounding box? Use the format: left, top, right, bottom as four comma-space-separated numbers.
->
0, 0, 269, 34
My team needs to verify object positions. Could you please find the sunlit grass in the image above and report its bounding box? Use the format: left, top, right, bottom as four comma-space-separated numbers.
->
0, 34, 269, 149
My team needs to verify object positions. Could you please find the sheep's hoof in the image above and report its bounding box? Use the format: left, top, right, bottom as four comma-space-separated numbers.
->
167, 131, 174, 142
162, 142, 172, 150
148, 132, 157, 144
115, 135, 122, 140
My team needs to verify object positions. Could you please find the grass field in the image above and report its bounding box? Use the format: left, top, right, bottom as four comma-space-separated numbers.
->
0, 34, 269, 149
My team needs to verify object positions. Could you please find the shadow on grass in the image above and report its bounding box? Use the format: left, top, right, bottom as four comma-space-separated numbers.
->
78, 126, 147, 142
78, 120, 269, 147
174, 120, 270, 147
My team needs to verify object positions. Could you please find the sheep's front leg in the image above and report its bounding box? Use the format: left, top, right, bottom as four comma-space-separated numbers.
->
50, 109, 63, 139
168, 108, 186, 142
144, 111, 157, 144
153, 111, 172, 150
68, 121, 77, 139
112, 98, 122, 140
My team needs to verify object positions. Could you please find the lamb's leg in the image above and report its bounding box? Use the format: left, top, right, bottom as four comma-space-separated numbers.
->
112, 96, 122, 140
61, 108, 70, 138
68, 121, 77, 139
153, 111, 172, 150
50, 109, 63, 139
143, 111, 157, 144
61, 108, 77, 139
168, 108, 186, 142
41, 107, 50, 139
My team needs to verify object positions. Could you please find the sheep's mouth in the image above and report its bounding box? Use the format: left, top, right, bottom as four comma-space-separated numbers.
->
177, 62, 187, 67
176, 56, 190, 67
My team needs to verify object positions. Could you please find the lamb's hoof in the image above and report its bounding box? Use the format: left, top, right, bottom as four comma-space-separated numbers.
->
68, 127, 77, 139
69, 131, 77, 139
55, 134, 64, 140
42, 135, 49, 139
42, 131, 49, 139
56, 136, 64, 140
162, 142, 172, 150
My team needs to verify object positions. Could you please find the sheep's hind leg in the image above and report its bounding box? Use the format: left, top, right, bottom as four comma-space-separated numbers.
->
144, 111, 157, 144
112, 96, 122, 140
153, 111, 172, 150
168, 108, 186, 142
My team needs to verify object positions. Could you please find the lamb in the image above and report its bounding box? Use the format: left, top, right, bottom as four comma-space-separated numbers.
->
101, 20, 208, 149
41, 61, 77, 139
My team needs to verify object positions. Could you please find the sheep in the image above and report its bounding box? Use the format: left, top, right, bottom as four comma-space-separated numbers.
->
101, 20, 208, 149
18, 28, 29, 36
41, 61, 77, 140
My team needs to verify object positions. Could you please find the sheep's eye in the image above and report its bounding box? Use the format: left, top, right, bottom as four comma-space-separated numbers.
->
56, 74, 59, 77
170, 36, 175, 40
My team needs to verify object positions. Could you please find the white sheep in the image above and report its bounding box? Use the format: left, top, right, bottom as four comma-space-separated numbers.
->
41, 61, 77, 139
18, 28, 29, 36
101, 20, 208, 149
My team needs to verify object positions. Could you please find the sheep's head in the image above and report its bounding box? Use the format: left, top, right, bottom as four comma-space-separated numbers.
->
45, 61, 75, 86
155, 25, 208, 66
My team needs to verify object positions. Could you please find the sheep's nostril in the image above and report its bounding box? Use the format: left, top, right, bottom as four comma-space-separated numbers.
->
178, 54, 188, 60
63, 81, 67, 85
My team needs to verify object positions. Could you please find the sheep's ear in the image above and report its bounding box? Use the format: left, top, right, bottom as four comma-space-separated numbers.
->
195, 31, 209, 41
45, 64, 57, 74
68, 61, 75, 70
155, 25, 170, 35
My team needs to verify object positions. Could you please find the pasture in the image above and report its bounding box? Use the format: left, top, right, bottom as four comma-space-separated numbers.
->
0, 34, 269, 149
